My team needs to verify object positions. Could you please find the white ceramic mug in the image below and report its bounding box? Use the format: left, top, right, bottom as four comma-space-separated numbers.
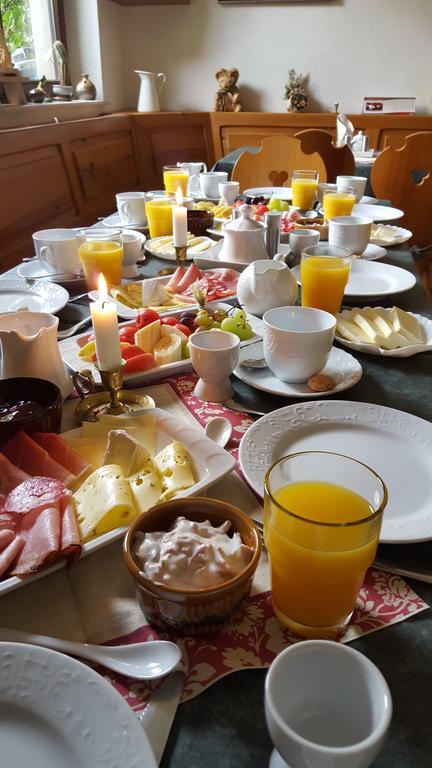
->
116, 192, 147, 227
288, 229, 320, 258
328, 215, 373, 255
121, 229, 146, 278
218, 181, 240, 205
265, 641, 392, 768
189, 330, 240, 402
32, 229, 80, 276
263, 306, 336, 383
336, 175, 368, 203
178, 162, 207, 196
199, 171, 228, 199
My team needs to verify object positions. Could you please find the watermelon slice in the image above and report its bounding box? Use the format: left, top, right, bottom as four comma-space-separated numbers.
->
2, 432, 75, 487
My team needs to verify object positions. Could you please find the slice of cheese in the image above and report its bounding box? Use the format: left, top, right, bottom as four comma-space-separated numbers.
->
154, 441, 196, 499
336, 316, 373, 344
60, 437, 106, 470
363, 309, 410, 348
73, 464, 137, 542
83, 412, 156, 455
389, 307, 424, 344
102, 429, 154, 476
352, 312, 379, 342
129, 467, 163, 512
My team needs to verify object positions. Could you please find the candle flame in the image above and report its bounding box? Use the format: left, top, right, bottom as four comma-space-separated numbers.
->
175, 186, 183, 206
98, 273, 108, 303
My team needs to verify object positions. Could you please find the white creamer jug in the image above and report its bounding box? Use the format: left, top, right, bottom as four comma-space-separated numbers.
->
219, 205, 269, 264
136, 71, 166, 112
0, 311, 72, 399
237, 260, 298, 317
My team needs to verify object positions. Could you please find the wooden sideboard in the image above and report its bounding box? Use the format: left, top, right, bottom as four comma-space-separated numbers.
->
1, 111, 432, 270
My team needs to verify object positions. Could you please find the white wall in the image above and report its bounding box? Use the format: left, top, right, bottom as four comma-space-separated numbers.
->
84, 0, 432, 115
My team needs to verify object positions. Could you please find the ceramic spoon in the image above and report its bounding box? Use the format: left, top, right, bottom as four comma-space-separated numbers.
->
0, 626, 181, 680
204, 416, 232, 448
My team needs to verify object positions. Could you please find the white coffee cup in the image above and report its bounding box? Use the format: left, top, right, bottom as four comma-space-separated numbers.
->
265, 641, 392, 768
199, 171, 228, 199
288, 229, 320, 258
121, 229, 146, 278
32, 228, 80, 276
328, 215, 373, 255
189, 330, 240, 402
263, 306, 336, 383
336, 175, 368, 203
218, 181, 240, 205
116, 192, 147, 227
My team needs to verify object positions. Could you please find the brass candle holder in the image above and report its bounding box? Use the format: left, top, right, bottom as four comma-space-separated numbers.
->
96, 362, 131, 415
159, 244, 188, 276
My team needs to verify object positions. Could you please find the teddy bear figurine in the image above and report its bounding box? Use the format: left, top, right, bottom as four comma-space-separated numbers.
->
214, 68, 242, 112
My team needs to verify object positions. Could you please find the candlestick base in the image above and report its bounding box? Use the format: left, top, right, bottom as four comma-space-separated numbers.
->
158, 244, 188, 276
72, 367, 155, 422
97, 362, 131, 415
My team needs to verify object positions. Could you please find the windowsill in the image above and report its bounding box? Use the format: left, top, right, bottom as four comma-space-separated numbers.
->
0, 100, 110, 130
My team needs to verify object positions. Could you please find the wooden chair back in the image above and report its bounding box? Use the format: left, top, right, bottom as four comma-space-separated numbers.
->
371, 132, 432, 248
231, 131, 355, 190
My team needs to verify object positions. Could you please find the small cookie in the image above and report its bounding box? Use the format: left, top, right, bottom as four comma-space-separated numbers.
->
307, 373, 336, 392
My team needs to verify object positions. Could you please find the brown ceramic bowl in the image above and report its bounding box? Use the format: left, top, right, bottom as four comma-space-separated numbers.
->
0, 377, 62, 448
124, 497, 261, 634
187, 209, 214, 236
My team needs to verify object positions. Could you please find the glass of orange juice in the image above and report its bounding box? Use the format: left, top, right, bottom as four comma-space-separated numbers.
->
163, 165, 189, 196
145, 196, 174, 238
291, 170, 319, 210
77, 228, 123, 291
323, 185, 356, 220
300, 245, 352, 314
264, 451, 387, 638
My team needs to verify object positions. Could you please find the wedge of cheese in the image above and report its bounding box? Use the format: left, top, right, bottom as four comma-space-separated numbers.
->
154, 441, 196, 500
102, 429, 153, 476
74, 464, 137, 542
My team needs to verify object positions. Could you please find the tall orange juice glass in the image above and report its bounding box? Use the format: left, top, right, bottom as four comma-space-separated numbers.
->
264, 451, 387, 638
77, 228, 123, 291
163, 165, 189, 196
291, 170, 319, 210
323, 185, 356, 220
300, 245, 352, 313
145, 197, 174, 238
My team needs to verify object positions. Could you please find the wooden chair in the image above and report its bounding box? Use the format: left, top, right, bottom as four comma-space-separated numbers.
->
371, 132, 432, 296
231, 131, 355, 190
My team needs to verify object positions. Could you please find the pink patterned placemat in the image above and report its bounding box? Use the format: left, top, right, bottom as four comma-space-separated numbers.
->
101, 372, 428, 710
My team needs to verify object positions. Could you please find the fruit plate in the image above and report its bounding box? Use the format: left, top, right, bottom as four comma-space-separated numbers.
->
59, 303, 263, 386
335, 307, 432, 357
0, 407, 237, 598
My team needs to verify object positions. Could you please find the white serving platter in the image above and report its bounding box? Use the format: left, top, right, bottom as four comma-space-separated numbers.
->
370, 226, 413, 247
239, 400, 432, 543
0, 407, 237, 597
335, 307, 432, 357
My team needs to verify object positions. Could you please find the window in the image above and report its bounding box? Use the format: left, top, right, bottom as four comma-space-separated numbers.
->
0, 0, 63, 81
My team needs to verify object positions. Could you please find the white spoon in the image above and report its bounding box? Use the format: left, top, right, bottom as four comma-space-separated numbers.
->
205, 416, 232, 448
0, 626, 181, 680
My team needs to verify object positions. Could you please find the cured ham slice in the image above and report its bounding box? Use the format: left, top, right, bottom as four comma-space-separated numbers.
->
180, 268, 239, 303
32, 433, 90, 478
0, 452, 30, 495
166, 265, 186, 293
0, 534, 24, 578
175, 263, 202, 294
0, 511, 18, 532
60, 495, 81, 562
2, 432, 75, 487
11, 505, 60, 576
0, 529, 15, 549
4, 476, 66, 516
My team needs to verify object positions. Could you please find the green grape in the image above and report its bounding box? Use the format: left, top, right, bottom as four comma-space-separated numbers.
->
236, 322, 254, 341
181, 340, 190, 359
194, 313, 212, 329
268, 198, 282, 211
278, 200, 289, 211
212, 309, 228, 323
232, 308, 247, 323
221, 317, 238, 334
210, 321, 222, 329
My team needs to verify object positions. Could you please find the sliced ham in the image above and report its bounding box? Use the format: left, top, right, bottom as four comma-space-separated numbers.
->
0, 452, 30, 495
4, 476, 67, 516
175, 263, 202, 294
32, 433, 90, 478
0, 534, 24, 578
0, 511, 18, 532
0, 529, 15, 550
166, 265, 186, 293
11, 504, 60, 576
180, 268, 239, 303
60, 495, 81, 562
2, 432, 75, 487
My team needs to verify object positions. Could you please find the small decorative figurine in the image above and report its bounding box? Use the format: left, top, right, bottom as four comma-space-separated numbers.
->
214, 68, 242, 112
53, 41, 71, 86
283, 69, 308, 112
28, 75, 48, 103
75, 74, 97, 100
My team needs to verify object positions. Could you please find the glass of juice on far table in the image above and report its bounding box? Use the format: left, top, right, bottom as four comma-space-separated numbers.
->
301, 244, 352, 314
264, 451, 387, 638
323, 185, 356, 220
77, 228, 123, 291
291, 170, 319, 210
145, 197, 174, 238
163, 165, 189, 196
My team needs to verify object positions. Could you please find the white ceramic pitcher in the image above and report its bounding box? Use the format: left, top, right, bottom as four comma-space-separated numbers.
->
135, 71, 166, 112
237, 260, 298, 317
177, 162, 207, 196
0, 311, 72, 399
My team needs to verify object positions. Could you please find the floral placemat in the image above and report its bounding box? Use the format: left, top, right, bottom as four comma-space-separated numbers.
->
99, 372, 428, 711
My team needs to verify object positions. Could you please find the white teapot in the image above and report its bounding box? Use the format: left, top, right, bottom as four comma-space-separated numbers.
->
219, 205, 269, 264
237, 260, 298, 317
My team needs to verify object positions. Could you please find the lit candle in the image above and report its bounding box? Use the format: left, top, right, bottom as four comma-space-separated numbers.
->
172, 186, 188, 247
90, 273, 123, 371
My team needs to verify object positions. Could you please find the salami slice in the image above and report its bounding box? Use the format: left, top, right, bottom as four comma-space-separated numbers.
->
4, 477, 67, 516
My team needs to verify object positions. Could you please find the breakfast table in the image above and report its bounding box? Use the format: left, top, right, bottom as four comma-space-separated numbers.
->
1, 238, 432, 768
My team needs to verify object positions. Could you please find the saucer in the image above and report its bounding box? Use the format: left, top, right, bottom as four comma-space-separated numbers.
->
101, 212, 148, 232
17, 259, 85, 287
191, 192, 220, 203
233, 342, 362, 397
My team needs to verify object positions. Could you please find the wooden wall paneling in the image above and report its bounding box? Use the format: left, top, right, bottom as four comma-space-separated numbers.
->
69, 129, 140, 204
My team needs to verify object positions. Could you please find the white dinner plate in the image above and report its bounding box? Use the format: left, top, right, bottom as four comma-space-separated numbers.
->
239, 400, 432, 543
353, 203, 404, 222
234, 344, 362, 398
17, 259, 85, 287
102, 212, 148, 232
0, 642, 156, 768
335, 307, 432, 357
370, 226, 413, 247
0, 407, 236, 597
293, 260, 416, 300
243, 186, 292, 201
0, 279, 69, 314
145, 235, 214, 261
360, 195, 378, 204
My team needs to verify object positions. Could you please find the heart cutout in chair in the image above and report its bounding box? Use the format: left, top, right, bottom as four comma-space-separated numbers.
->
268, 170, 288, 186
411, 169, 431, 186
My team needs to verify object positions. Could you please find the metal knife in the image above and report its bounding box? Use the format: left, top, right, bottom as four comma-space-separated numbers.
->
138, 670, 185, 764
